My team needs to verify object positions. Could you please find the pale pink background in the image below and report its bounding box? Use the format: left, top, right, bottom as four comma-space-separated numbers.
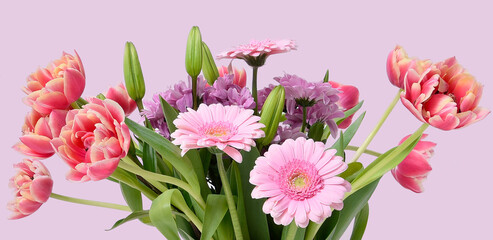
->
1, 1, 492, 239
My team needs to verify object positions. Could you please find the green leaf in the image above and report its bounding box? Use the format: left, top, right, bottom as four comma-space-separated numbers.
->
350, 124, 424, 194
185, 149, 212, 200
159, 96, 179, 134
329, 178, 380, 240
231, 162, 251, 240
106, 210, 149, 231
350, 203, 369, 240
200, 195, 229, 240
281, 223, 306, 240
149, 190, 181, 240
120, 182, 142, 211
329, 112, 366, 148
311, 211, 340, 240
308, 121, 325, 141
339, 162, 363, 182
238, 148, 270, 240
125, 118, 200, 194
142, 142, 157, 173
334, 101, 364, 126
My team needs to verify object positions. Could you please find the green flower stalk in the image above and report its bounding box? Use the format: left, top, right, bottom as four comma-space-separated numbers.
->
185, 26, 203, 110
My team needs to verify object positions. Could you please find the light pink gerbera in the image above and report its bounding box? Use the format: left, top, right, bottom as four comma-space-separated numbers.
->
217, 39, 296, 67
250, 137, 350, 228
171, 103, 265, 163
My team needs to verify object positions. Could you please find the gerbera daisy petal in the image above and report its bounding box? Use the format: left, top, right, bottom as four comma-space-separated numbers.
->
171, 104, 263, 163
250, 137, 350, 227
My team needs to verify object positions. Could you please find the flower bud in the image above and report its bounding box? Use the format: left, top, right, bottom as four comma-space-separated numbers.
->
185, 26, 203, 78
259, 85, 285, 146
123, 42, 146, 101
201, 42, 219, 85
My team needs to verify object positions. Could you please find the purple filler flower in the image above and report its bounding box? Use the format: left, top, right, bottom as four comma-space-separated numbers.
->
275, 74, 340, 107
285, 100, 344, 138
203, 74, 255, 109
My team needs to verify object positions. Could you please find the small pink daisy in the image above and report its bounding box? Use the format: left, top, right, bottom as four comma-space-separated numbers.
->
250, 137, 350, 227
171, 103, 265, 163
217, 39, 296, 67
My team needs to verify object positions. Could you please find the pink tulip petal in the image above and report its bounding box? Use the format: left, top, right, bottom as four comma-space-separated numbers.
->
64, 68, 85, 103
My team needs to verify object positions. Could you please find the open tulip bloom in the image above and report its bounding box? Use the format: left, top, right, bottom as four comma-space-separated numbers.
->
8, 26, 490, 240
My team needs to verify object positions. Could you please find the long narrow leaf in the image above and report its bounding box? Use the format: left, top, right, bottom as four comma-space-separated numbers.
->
350, 203, 369, 240
350, 125, 424, 194
106, 210, 149, 231
238, 148, 270, 240
159, 96, 179, 134
329, 178, 380, 240
329, 112, 366, 149
200, 195, 229, 240
149, 190, 181, 240
125, 118, 200, 193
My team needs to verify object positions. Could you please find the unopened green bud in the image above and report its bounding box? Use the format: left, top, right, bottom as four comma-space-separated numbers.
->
185, 26, 203, 78
123, 42, 146, 101
259, 86, 285, 146
202, 42, 219, 85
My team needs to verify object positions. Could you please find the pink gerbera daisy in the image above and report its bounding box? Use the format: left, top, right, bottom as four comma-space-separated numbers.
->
171, 103, 265, 163
217, 39, 296, 67
250, 137, 351, 227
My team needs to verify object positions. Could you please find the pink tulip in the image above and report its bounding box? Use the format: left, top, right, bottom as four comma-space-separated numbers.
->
386, 46, 433, 89
329, 81, 360, 128
51, 98, 131, 182
13, 110, 67, 159
391, 134, 436, 193
105, 83, 137, 116
218, 65, 247, 88
400, 55, 490, 130
23, 51, 86, 115
8, 159, 53, 219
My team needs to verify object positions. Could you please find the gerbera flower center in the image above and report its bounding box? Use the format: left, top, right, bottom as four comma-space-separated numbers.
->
200, 121, 235, 138
278, 159, 323, 201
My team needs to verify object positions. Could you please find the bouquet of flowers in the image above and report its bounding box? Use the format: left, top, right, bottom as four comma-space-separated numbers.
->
9, 26, 489, 240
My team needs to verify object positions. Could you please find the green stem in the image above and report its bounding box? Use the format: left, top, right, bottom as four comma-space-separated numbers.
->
301, 106, 307, 132
304, 222, 321, 240
216, 153, 243, 240
345, 145, 382, 157
192, 76, 198, 110
252, 66, 259, 115
349, 89, 402, 163
285, 222, 298, 240
118, 161, 206, 210
50, 193, 131, 212
136, 100, 144, 112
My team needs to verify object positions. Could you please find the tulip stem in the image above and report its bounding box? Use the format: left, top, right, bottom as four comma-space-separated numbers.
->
349, 89, 402, 163
50, 193, 131, 212
192, 76, 198, 110
301, 106, 308, 132
252, 66, 259, 115
216, 153, 244, 240
346, 145, 382, 157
